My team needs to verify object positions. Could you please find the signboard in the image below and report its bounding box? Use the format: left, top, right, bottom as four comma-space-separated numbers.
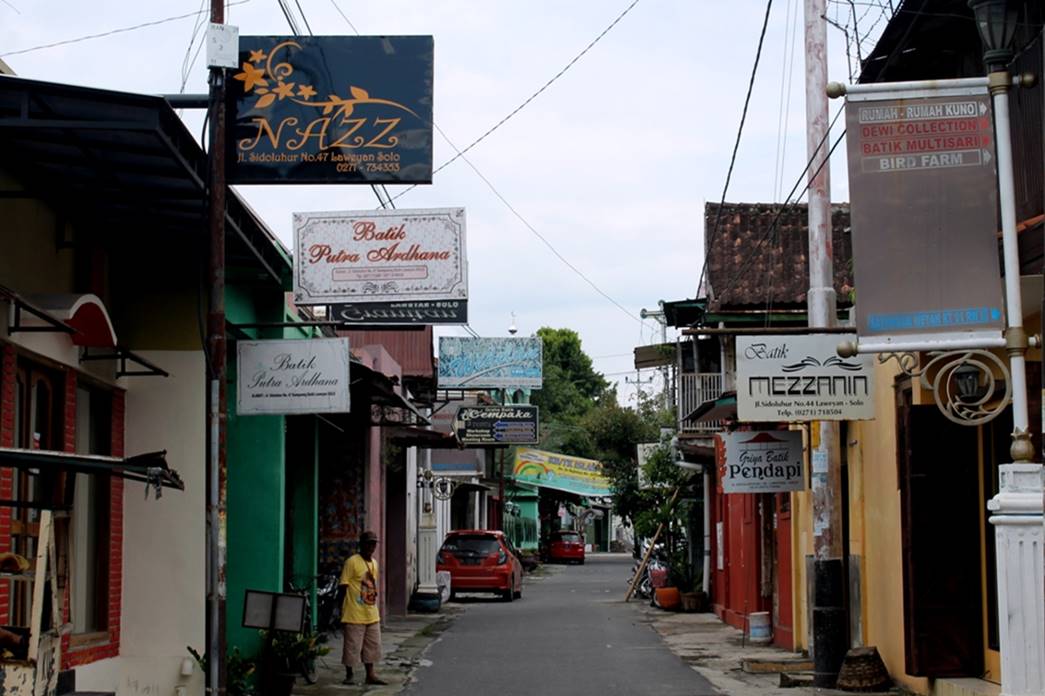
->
736, 334, 874, 422
329, 299, 467, 325
236, 338, 350, 415
438, 337, 543, 389
844, 87, 1004, 341
294, 207, 466, 306
717, 430, 804, 494
513, 448, 610, 498
453, 405, 539, 446
229, 36, 433, 184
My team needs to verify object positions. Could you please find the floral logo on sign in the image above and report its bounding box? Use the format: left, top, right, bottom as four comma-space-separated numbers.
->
233, 40, 419, 118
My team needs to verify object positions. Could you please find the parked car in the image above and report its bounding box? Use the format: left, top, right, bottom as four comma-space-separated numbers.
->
436, 530, 524, 602
548, 530, 585, 564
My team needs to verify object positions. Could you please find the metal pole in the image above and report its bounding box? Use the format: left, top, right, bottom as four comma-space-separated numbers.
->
805, 0, 847, 685
206, 2, 228, 692
989, 71, 1032, 459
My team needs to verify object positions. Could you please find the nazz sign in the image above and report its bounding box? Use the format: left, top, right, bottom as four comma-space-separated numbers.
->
294, 208, 467, 306
736, 334, 874, 422
237, 338, 350, 415
717, 430, 804, 494
228, 36, 433, 184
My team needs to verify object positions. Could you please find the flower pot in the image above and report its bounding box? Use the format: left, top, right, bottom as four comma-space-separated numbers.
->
654, 586, 681, 611
267, 672, 296, 696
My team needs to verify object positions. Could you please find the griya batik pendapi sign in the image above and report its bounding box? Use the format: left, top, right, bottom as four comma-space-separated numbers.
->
736, 334, 874, 422
716, 430, 805, 494
228, 36, 433, 184
294, 208, 467, 307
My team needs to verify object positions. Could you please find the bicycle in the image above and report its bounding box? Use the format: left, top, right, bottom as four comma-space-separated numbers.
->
286, 571, 341, 684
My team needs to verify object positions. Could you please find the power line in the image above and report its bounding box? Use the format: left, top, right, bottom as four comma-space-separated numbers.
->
326, 4, 650, 331
0, 0, 252, 58
387, 0, 643, 206
695, 0, 775, 298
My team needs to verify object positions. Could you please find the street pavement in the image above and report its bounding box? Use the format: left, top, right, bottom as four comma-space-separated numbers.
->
404, 553, 717, 696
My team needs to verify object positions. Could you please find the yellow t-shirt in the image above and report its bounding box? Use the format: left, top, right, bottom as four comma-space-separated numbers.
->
340, 554, 380, 625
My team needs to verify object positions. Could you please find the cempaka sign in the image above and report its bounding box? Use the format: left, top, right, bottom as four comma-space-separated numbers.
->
717, 430, 804, 494
228, 36, 433, 184
294, 208, 467, 306
237, 338, 350, 415
736, 334, 874, 422
453, 405, 539, 446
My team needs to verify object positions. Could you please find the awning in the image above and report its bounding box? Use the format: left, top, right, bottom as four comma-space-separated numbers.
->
633, 342, 675, 369
684, 391, 737, 423
0, 447, 184, 507
27, 294, 117, 347
454, 481, 493, 494
353, 360, 431, 427
390, 426, 460, 449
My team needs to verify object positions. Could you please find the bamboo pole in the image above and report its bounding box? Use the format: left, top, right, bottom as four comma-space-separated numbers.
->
624, 487, 681, 602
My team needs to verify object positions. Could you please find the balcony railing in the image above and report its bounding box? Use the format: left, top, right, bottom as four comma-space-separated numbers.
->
679, 372, 723, 434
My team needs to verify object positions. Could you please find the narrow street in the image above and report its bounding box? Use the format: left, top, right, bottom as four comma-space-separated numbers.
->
405, 555, 716, 696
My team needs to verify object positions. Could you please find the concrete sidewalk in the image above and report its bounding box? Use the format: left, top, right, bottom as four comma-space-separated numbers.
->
632, 605, 908, 696
291, 608, 459, 696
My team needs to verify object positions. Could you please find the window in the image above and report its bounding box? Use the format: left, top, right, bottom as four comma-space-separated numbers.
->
71, 385, 111, 637
9, 361, 62, 627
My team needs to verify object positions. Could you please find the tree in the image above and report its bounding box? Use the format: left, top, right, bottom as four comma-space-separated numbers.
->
532, 327, 609, 455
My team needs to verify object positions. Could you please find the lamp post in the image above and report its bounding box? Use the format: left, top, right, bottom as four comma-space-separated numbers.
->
968, 2, 1045, 693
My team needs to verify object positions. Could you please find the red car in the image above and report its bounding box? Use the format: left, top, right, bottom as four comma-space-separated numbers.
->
437, 530, 524, 602
548, 530, 585, 564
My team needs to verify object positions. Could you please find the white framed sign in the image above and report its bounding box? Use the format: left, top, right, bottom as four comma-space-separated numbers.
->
717, 430, 804, 494
237, 338, 350, 415
736, 334, 874, 422
293, 207, 467, 305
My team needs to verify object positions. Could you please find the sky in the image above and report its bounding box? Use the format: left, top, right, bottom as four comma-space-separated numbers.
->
0, 0, 883, 404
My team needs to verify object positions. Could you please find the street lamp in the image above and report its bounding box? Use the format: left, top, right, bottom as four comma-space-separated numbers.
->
968, 0, 1020, 70
967, 4, 1045, 694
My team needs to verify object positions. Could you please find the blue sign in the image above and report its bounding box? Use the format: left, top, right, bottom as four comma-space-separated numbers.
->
438, 337, 543, 389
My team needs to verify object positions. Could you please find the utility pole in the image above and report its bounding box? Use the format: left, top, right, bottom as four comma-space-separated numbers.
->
206, 0, 228, 691
804, 0, 847, 686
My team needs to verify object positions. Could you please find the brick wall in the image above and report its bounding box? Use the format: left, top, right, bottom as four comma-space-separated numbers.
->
0, 344, 15, 623
62, 386, 124, 668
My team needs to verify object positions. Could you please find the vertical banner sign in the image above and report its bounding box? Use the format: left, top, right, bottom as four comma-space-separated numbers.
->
717, 430, 804, 494
229, 36, 433, 184
845, 87, 1004, 342
237, 337, 351, 415
294, 208, 466, 306
735, 334, 874, 421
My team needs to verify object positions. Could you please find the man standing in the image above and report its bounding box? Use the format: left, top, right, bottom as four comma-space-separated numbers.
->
339, 530, 387, 686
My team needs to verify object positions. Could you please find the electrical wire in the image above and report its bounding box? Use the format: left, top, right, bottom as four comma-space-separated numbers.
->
0, 0, 252, 58
386, 0, 643, 206
327, 4, 651, 331
695, 0, 775, 298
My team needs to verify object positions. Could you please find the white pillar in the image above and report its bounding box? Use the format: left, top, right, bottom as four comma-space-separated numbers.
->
416, 448, 439, 597
988, 463, 1045, 695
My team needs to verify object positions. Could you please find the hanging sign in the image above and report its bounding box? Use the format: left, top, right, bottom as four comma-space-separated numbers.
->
736, 334, 874, 422
513, 449, 610, 497
237, 338, 350, 415
329, 299, 467, 325
452, 405, 539, 446
228, 35, 433, 184
844, 85, 1004, 344
438, 336, 543, 389
294, 207, 466, 306
717, 430, 804, 494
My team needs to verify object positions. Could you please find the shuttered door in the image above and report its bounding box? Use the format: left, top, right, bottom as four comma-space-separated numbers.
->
899, 403, 983, 676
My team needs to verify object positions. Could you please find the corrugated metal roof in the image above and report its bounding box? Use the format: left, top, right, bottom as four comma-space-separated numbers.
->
340, 327, 434, 378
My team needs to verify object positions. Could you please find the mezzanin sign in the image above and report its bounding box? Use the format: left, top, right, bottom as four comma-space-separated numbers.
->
228, 36, 433, 184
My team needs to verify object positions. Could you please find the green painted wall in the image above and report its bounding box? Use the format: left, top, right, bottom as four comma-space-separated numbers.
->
286, 417, 319, 624
226, 391, 286, 656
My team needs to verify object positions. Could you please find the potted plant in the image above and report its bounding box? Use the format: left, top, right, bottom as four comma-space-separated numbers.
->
187, 646, 257, 696
261, 628, 331, 695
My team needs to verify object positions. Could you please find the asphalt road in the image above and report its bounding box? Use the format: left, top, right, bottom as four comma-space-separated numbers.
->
404, 554, 717, 696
